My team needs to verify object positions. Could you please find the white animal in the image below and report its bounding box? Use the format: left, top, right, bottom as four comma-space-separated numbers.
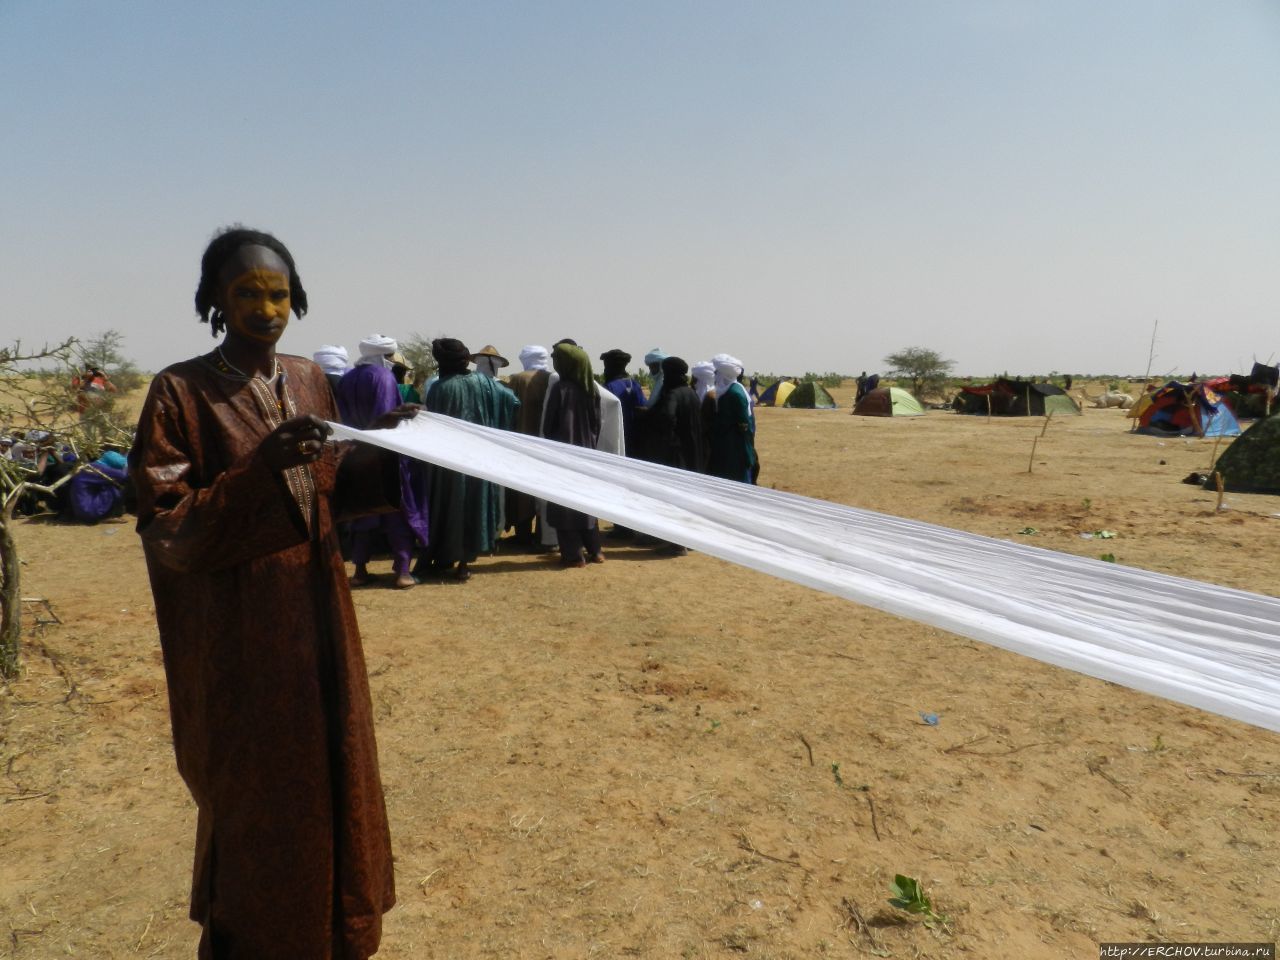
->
1082, 389, 1134, 410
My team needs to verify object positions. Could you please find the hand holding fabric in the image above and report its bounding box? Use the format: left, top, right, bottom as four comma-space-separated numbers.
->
261, 414, 332, 470
369, 404, 421, 430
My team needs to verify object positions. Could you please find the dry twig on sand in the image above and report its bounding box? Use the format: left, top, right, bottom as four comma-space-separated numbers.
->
865, 791, 882, 841
1087, 756, 1132, 799
736, 833, 806, 871
796, 732, 814, 766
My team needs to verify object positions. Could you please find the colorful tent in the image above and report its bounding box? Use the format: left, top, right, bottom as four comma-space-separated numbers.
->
1134, 381, 1241, 437
782, 381, 838, 409
757, 379, 797, 407
953, 379, 1081, 417
1215, 364, 1277, 419
1209, 414, 1280, 493
852, 386, 924, 417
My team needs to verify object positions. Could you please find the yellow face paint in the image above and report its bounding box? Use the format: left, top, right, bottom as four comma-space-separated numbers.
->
220, 267, 292, 345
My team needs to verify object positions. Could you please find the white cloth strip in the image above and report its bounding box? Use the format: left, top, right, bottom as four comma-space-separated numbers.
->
330, 414, 1280, 733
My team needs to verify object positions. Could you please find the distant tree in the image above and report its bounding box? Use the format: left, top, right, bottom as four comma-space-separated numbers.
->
883, 346, 955, 400
398, 334, 439, 390
77, 329, 145, 393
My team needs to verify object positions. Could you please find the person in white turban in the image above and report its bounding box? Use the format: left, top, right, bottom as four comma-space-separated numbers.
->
708, 354, 758, 483
356, 335, 398, 368
690, 360, 715, 403
518, 345, 552, 372
313, 344, 350, 395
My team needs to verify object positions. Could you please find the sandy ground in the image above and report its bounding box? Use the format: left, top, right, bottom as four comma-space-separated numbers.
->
2, 382, 1279, 959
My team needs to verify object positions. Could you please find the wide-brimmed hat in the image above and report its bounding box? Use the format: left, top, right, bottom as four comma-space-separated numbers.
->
471, 345, 509, 367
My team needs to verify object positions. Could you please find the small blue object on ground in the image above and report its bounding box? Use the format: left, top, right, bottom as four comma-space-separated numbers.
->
918, 712, 941, 726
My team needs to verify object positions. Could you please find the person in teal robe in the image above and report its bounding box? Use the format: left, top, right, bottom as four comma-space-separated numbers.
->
708, 354, 759, 483
414, 338, 519, 581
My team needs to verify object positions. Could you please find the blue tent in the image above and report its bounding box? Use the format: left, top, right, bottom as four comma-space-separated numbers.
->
1200, 403, 1242, 437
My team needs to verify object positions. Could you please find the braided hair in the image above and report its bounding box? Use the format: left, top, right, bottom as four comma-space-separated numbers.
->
194, 227, 309, 337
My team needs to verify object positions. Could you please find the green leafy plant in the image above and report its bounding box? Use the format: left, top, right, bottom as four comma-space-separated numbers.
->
1099, 553, 1117, 563
831, 762, 844, 788
883, 346, 955, 401
888, 875, 948, 927
1017, 526, 1039, 536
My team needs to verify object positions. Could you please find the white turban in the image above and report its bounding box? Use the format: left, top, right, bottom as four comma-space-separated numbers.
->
691, 361, 716, 402
712, 353, 745, 402
519, 345, 551, 372
312, 345, 350, 376
357, 335, 398, 367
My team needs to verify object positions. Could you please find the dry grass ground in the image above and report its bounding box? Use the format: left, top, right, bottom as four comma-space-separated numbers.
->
2, 380, 1278, 958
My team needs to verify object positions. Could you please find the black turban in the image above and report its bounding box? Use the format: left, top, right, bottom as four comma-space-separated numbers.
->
600, 349, 631, 381
661, 355, 689, 386
432, 338, 471, 376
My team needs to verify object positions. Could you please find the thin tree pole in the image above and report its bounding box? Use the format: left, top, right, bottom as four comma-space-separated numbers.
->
1142, 319, 1159, 384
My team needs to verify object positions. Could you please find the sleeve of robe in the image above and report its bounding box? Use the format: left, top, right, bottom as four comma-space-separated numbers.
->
540, 375, 562, 439
723, 384, 759, 469
132, 369, 397, 575
596, 387, 625, 456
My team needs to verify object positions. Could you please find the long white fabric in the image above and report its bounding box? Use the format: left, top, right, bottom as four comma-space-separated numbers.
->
330, 414, 1280, 733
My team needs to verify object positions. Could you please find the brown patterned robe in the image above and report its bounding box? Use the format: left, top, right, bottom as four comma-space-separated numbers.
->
503, 367, 551, 530
130, 352, 396, 959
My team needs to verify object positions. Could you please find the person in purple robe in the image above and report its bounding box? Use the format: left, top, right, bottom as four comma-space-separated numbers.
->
68, 449, 130, 523
599, 349, 646, 454
336, 336, 428, 588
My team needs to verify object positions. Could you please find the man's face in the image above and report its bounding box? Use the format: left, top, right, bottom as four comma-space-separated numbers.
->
217, 246, 292, 346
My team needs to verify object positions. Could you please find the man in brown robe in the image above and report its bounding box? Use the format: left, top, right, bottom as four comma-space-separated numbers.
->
131, 227, 402, 959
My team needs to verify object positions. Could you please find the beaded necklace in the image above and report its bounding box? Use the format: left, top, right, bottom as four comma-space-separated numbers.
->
216, 346, 280, 384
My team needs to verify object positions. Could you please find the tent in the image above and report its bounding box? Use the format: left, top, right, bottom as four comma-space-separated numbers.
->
757, 379, 797, 407
783, 381, 838, 409
953, 379, 1081, 417
1134, 381, 1241, 437
852, 386, 924, 417
1215, 364, 1277, 420
1208, 414, 1280, 493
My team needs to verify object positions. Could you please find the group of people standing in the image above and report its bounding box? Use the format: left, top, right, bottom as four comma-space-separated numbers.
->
312, 336, 760, 579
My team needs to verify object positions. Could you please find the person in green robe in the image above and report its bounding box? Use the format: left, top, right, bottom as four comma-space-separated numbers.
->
708, 353, 759, 483
414, 338, 519, 581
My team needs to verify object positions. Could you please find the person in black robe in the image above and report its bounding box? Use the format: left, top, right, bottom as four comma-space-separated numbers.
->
649, 356, 704, 473
541, 342, 605, 567
645, 356, 704, 556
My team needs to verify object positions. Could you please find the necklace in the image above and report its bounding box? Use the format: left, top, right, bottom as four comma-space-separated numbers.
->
217, 346, 279, 384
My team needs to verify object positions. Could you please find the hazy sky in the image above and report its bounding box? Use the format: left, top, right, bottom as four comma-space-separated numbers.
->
3, 1, 1278, 378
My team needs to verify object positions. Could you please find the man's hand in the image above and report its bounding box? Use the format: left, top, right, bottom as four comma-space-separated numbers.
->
369, 404, 421, 430
261, 415, 332, 470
